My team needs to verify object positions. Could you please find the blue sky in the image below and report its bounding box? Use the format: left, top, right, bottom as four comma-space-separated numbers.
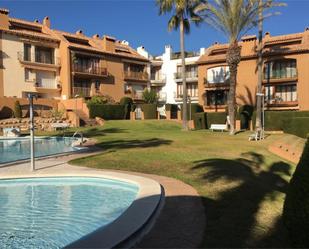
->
2, 0, 309, 55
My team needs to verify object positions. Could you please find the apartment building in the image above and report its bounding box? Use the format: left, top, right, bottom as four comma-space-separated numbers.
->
148, 45, 205, 105
197, 30, 309, 112
0, 9, 150, 101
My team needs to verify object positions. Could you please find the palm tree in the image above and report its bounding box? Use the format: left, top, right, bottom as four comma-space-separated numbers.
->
196, 0, 283, 135
156, 0, 205, 130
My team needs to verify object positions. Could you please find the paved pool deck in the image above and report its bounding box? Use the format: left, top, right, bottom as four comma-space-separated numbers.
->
0, 152, 206, 249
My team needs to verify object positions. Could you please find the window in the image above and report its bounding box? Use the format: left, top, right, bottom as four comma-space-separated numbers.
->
176, 65, 198, 78
264, 59, 297, 80
265, 83, 297, 103
207, 66, 230, 84
24, 44, 31, 61
35, 47, 54, 64
206, 90, 228, 106
24, 68, 32, 81
177, 83, 198, 98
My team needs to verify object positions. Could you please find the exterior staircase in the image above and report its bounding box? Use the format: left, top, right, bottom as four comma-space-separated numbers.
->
75, 109, 97, 126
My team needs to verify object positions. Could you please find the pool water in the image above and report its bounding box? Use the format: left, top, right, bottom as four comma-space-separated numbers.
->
0, 177, 139, 248
0, 137, 83, 164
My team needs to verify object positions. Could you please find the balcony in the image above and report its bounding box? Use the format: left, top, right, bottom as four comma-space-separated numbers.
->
17, 52, 60, 69
263, 75, 298, 84
72, 87, 91, 98
204, 78, 230, 89
150, 74, 166, 85
173, 92, 198, 102
131, 90, 144, 100
124, 71, 149, 82
72, 64, 108, 78
157, 92, 167, 102
174, 71, 198, 82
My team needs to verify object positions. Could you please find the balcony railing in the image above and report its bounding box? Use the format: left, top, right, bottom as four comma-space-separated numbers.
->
72, 64, 108, 76
132, 90, 144, 100
35, 79, 58, 89
124, 71, 149, 81
174, 71, 198, 80
151, 74, 166, 84
204, 78, 230, 88
72, 87, 91, 97
174, 92, 198, 99
157, 92, 167, 102
17, 52, 60, 66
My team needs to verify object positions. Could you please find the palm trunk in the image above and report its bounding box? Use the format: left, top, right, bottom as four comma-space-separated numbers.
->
180, 19, 188, 131
255, 0, 263, 132
226, 41, 241, 135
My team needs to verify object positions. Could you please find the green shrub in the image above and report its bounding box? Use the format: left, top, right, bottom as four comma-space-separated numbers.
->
142, 89, 158, 104
87, 95, 115, 105
206, 112, 226, 129
120, 97, 133, 119
88, 104, 125, 120
194, 112, 207, 130
14, 100, 22, 119
180, 103, 204, 120
264, 111, 309, 131
283, 136, 309, 247
141, 104, 157, 119
282, 117, 309, 138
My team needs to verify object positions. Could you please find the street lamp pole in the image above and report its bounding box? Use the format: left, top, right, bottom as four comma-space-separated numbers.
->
27, 93, 36, 171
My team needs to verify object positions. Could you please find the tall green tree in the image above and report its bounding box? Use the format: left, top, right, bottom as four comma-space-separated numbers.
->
196, 0, 283, 135
156, 0, 205, 130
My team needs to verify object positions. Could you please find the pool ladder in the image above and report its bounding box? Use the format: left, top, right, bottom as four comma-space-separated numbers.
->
72, 131, 84, 145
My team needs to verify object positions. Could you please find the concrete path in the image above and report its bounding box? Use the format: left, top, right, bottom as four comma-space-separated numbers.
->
0, 153, 206, 249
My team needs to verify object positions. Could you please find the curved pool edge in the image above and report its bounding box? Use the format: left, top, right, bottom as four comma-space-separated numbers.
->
0, 171, 163, 249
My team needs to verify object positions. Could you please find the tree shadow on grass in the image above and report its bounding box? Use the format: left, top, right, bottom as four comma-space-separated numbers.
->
61, 127, 128, 138
191, 152, 292, 248
96, 138, 172, 150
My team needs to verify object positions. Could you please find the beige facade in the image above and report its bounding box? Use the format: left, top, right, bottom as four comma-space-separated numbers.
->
0, 9, 150, 102
198, 31, 309, 112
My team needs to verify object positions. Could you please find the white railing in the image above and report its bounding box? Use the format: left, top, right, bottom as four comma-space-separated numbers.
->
157, 92, 167, 102
35, 78, 57, 89
133, 90, 144, 100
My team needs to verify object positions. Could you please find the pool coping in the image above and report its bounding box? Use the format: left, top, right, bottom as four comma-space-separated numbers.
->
0, 136, 98, 167
0, 171, 162, 249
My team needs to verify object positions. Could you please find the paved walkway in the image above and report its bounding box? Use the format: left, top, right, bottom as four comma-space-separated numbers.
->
0, 153, 206, 249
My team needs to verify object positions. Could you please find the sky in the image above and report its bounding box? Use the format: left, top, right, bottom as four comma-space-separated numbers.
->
2, 0, 309, 56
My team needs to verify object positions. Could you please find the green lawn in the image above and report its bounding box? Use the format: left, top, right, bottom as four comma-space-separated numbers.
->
67, 120, 294, 248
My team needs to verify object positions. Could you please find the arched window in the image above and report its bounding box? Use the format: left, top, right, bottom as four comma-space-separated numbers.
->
206, 66, 230, 84
264, 59, 297, 80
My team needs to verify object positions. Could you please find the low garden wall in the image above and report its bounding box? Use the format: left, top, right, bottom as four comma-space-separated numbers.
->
0, 97, 59, 119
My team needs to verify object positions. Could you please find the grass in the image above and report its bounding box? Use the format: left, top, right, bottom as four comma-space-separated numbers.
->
61, 120, 294, 248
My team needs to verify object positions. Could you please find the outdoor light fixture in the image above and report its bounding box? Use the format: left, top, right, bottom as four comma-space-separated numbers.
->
27, 93, 37, 171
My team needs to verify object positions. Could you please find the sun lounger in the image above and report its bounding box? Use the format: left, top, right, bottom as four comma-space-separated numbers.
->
3, 127, 21, 137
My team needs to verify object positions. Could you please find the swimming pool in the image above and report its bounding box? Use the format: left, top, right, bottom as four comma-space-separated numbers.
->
0, 137, 84, 164
0, 177, 139, 249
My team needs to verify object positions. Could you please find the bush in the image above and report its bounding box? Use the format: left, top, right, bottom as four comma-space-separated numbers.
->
87, 95, 115, 105
206, 112, 226, 129
264, 111, 309, 131
142, 89, 158, 104
120, 97, 133, 119
194, 112, 207, 130
283, 136, 309, 247
141, 104, 157, 119
88, 104, 125, 120
180, 103, 204, 120
282, 117, 309, 138
14, 100, 22, 119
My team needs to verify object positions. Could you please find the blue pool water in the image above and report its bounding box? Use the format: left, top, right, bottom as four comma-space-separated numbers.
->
0, 177, 139, 248
0, 137, 83, 164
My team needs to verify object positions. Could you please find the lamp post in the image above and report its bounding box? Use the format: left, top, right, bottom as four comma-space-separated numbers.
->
27, 93, 36, 171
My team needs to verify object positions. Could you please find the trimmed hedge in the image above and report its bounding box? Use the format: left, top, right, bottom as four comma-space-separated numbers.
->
180, 103, 204, 120
194, 112, 207, 130
282, 117, 309, 138
283, 136, 309, 247
120, 97, 133, 120
141, 104, 157, 119
206, 112, 226, 129
264, 111, 309, 131
88, 104, 125, 120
